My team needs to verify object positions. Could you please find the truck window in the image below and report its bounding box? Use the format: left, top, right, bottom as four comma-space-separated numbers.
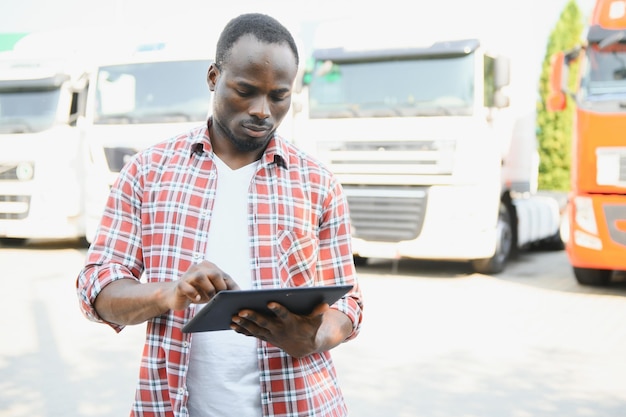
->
0, 87, 61, 133
94, 59, 211, 124
580, 44, 626, 101
307, 54, 475, 118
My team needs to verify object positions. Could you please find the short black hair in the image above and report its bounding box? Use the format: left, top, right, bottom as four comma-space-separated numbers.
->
215, 13, 299, 68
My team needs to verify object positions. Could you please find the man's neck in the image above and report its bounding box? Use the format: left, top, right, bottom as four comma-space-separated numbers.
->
207, 119, 264, 169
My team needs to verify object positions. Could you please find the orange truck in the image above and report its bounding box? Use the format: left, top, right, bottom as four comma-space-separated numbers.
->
548, 0, 626, 285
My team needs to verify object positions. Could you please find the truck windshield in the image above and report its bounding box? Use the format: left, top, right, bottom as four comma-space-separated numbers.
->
307, 53, 474, 118
95, 59, 211, 124
581, 44, 626, 101
0, 88, 60, 133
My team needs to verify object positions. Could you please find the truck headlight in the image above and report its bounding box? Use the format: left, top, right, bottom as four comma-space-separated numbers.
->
16, 162, 34, 181
573, 196, 598, 235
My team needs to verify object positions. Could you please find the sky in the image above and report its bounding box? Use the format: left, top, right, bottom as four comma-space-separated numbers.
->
0, 0, 596, 48
0, 0, 597, 110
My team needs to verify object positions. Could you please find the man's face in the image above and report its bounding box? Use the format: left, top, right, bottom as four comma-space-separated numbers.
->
208, 34, 298, 153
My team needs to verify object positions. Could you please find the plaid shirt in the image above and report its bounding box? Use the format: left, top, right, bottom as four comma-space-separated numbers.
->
76, 123, 363, 417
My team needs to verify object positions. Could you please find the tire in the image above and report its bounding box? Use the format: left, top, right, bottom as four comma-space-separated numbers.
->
532, 229, 565, 251
77, 236, 91, 249
573, 267, 612, 286
471, 203, 513, 275
0, 238, 28, 247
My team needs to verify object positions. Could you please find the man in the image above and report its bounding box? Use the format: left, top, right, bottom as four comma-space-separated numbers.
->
76, 12, 363, 417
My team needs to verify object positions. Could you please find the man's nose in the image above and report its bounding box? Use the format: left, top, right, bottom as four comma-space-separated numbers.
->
249, 96, 270, 119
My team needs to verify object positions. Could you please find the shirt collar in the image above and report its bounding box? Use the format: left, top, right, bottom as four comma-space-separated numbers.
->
191, 117, 288, 169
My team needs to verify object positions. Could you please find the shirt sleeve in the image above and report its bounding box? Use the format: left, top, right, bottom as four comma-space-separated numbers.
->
76, 155, 145, 332
317, 175, 364, 341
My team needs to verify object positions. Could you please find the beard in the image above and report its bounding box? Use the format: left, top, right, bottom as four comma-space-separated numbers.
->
214, 116, 274, 153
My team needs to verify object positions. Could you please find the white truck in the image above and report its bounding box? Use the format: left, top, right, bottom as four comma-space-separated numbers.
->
292, 32, 562, 274
0, 46, 88, 245
80, 42, 212, 243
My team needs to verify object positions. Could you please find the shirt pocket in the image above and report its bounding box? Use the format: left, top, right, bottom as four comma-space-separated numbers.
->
276, 229, 319, 287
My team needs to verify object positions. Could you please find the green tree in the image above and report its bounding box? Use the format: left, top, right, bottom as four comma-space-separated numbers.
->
536, 0, 584, 190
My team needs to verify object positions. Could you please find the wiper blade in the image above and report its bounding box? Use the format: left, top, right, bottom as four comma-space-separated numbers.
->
141, 112, 192, 122
95, 115, 134, 124
0, 118, 33, 133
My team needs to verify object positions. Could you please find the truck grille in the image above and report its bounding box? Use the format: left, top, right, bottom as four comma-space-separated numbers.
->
0, 195, 31, 219
0, 164, 20, 180
604, 204, 626, 247
344, 185, 428, 242
104, 147, 138, 173
319, 140, 455, 177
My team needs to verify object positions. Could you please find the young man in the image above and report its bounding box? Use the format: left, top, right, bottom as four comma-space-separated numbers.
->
76, 13, 363, 417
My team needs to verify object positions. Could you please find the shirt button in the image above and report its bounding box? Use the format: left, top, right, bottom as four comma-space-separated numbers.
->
209, 172, 216, 179
182, 341, 189, 348
178, 387, 185, 395
192, 253, 202, 263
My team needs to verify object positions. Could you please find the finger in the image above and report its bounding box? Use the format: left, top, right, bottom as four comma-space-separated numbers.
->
230, 317, 254, 336
232, 314, 270, 340
205, 271, 238, 292
182, 268, 218, 297
178, 280, 209, 303
223, 274, 240, 291
267, 302, 289, 320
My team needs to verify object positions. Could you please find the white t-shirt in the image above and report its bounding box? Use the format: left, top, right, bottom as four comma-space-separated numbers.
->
186, 156, 261, 417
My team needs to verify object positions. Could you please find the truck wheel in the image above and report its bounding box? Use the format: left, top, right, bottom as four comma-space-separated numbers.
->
573, 267, 612, 286
471, 203, 513, 275
533, 229, 565, 251
0, 238, 27, 247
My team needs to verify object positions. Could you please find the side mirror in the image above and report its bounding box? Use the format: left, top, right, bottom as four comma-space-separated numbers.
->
547, 51, 567, 112
494, 90, 510, 108
494, 56, 510, 89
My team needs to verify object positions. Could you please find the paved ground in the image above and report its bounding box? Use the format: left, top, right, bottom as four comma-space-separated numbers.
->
1, 242, 626, 416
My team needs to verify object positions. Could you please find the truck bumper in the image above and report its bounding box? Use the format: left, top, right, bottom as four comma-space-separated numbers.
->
0, 187, 84, 240
0, 215, 84, 240
351, 185, 499, 261
566, 194, 626, 270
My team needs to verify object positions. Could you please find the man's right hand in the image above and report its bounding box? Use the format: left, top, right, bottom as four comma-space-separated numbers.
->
94, 260, 240, 326
168, 260, 240, 310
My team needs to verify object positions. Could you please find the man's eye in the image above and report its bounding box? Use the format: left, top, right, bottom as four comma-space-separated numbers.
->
237, 90, 252, 97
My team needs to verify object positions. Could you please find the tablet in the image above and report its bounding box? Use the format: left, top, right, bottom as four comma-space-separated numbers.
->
182, 284, 353, 333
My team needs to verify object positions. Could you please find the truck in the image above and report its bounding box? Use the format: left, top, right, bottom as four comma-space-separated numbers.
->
79, 40, 213, 243
0, 42, 89, 245
548, 0, 626, 285
0, 31, 214, 246
292, 23, 562, 274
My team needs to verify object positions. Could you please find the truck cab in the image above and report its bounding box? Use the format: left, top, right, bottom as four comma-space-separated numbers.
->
80, 43, 212, 243
548, 0, 626, 285
0, 51, 88, 245
293, 29, 561, 274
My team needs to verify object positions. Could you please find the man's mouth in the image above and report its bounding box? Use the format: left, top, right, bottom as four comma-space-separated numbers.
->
242, 123, 270, 138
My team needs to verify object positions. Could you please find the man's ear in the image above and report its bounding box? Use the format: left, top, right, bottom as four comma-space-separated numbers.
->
207, 64, 219, 92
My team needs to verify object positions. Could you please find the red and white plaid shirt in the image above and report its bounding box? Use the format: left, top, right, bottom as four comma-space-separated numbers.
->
76, 122, 364, 417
